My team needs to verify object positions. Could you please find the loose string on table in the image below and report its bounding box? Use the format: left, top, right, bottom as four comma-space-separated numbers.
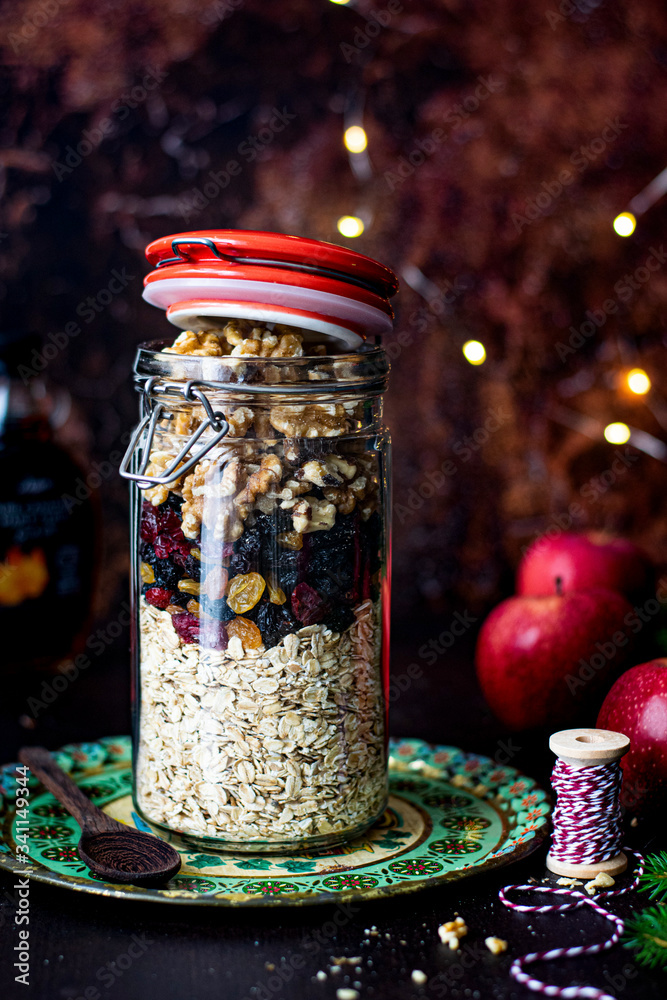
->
498, 750, 642, 1000
549, 759, 624, 867
499, 850, 644, 1000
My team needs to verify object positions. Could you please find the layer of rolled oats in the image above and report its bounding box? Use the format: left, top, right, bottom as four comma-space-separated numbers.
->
135, 598, 387, 844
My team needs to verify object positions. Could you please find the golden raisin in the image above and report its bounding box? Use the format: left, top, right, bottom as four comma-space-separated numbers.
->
178, 578, 200, 595
278, 531, 303, 551
140, 562, 155, 584
227, 572, 266, 613
266, 578, 287, 605
186, 599, 201, 616
227, 616, 263, 649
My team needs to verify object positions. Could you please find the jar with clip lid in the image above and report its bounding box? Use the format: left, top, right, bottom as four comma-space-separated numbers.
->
120, 231, 398, 851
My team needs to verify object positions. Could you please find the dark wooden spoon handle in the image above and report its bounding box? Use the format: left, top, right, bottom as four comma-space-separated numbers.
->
18, 746, 124, 835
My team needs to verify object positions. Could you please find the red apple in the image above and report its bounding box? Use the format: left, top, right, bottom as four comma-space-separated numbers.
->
476, 586, 634, 730
517, 532, 652, 600
597, 658, 667, 813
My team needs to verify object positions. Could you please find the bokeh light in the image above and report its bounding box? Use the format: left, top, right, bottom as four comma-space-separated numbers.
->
613, 212, 636, 237
337, 215, 364, 237
462, 340, 487, 365
626, 368, 651, 395
344, 125, 368, 153
604, 422, 631, 444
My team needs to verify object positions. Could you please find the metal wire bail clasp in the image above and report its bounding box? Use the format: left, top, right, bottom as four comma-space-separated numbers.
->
119, 379, 229, 488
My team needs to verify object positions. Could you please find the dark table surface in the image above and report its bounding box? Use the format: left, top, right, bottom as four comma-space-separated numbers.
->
1, 624, 664, 1000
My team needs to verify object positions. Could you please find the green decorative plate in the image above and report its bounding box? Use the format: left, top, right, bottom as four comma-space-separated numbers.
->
0, 736, 550, 906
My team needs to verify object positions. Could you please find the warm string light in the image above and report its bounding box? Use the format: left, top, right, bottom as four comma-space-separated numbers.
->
613, 212, 636, 237
462, 340, 486, 365
613, 164, 667, 235
626, 368, 651, 395
337, 215, 365, 238
344, 125, 367, 153
604, 422, 631, 445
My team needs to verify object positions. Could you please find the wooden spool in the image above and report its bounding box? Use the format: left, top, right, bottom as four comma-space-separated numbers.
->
546, 727, 630, 879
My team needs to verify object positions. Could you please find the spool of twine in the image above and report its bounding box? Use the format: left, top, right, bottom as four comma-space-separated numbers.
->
546, 727, 630, 879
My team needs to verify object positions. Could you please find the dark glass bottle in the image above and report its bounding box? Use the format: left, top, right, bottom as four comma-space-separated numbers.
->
0, 330, 96, 677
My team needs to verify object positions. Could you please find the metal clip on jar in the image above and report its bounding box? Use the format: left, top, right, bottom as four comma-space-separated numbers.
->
120, 231, 398, 852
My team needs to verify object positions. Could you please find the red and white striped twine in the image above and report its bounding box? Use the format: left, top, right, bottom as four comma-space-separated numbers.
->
498, 755, 644, 1000
550, 760, 624, 866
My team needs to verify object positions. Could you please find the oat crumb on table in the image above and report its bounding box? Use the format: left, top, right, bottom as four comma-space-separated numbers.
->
556, 877, 583, 886
411, 969, 428, 984
485, 937, 508, 955
438, 916, 468, 949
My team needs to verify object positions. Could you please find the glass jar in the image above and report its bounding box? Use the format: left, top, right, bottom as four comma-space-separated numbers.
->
121, 231, 398, 852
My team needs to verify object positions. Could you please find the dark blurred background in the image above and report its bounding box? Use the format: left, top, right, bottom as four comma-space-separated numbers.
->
2, 0, 667, 757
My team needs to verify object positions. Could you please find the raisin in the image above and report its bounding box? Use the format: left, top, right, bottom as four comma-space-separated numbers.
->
174, 550, 201, 581
278, 531, 303, 551
140, 562, 155, 584
291, 582, 329, 625
325, 605, 356, 634
171, 612, 199, 644
161, 493, 184, 513
201, 566, 228, 602
140, 541, 156, 564
153, 558, 183, 590
144, 587, 174, 609
229, 529, 262, 575
227, 616, 263, 649
266, 578, 287, 605
255, 601, 298, 647
227, 572, 266, 614
168, 589, 190, 608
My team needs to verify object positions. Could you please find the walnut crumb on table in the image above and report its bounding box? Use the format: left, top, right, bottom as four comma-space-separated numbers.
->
485, 937, 508, 955
585, 872, 615, 894
556, 877, 583, 886
438, 916, 468, 949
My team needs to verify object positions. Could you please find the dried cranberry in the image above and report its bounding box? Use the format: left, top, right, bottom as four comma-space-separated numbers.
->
144, 587, 173, 609
171, 612, 200, 644
141, 501, 191, 559
291, 582, 328, 625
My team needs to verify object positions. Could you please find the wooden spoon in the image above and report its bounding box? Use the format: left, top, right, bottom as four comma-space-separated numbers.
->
19, 746, 181, 886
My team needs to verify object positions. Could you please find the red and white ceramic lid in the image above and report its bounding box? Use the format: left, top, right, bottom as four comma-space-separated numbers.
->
143, 230, 399, 348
